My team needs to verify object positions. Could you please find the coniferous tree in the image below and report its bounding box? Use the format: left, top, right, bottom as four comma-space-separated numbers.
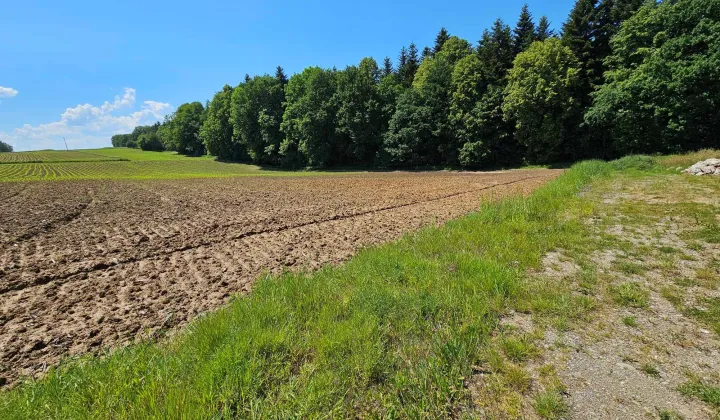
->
562, 0, 597, 82
382, 57, 394, 76
536, 16, 554, 40
433, 27, 451, 55
513, 4, 536, 55
477, 19, 515, 85
275, 66, 288, 85
474, 20, 523, 165
560, 0, 599, 157
403, 43, 420, 87
421, 46, 432, 62
397, 47, 408, 81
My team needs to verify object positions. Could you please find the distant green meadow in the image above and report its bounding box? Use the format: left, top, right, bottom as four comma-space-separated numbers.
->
0, 148, 330, 181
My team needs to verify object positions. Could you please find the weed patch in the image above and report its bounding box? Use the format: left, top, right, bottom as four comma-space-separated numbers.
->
610, 282, 650, 308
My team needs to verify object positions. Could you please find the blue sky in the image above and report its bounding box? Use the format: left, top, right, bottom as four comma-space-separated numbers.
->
1, 0, 574, 151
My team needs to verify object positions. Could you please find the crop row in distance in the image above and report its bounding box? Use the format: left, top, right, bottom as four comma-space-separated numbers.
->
0, 160, 335, 181
0, 150, 129, 164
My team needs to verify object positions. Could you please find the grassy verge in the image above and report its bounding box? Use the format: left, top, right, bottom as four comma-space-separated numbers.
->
1, 160, 612, 418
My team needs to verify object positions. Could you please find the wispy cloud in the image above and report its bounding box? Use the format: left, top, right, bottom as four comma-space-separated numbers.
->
0, 88, 172, 151
0, 86, 19, 98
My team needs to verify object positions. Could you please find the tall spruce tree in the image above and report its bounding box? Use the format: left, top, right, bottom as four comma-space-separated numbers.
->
562, 0, 597, 82
433, 27, 451, 55
421, 46, 432, 62
536, 16, 554, 40
477, 19, 515, 85
382, 57, 394, 76
404, 43, 420, 87
397, 47, 408, 81
513, 4, 536, 54
275, 66, 288, 85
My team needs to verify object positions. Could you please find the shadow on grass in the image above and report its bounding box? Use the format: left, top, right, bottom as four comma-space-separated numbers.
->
212, 157, 573, 173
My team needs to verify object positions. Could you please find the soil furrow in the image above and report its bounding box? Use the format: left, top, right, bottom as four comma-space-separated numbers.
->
0, 170, 559, 386
0, 175, 539, 293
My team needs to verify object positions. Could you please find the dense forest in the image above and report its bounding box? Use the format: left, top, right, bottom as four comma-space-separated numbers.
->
112, 0, 720, 167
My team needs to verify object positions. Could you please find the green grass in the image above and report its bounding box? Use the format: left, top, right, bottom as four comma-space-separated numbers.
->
533, 390, 569, 419
641, 363, 661, 378
609, 282, 650, 308
76, 147, 216, 161
679, 379, 720, 407
0, 160, 612, 418
686, 298, 720, 337
500, 335, 539, 363
622, 315, 638, 328
0, 148, 336, 181
657, 408, 685, 420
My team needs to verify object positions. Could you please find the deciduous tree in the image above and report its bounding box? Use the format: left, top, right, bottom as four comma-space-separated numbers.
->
503, 39, 581, 163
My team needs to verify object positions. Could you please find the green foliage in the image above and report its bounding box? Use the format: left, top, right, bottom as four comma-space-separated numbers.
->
380, 89, 433, 166
0, 140, 13, 153
381, 57, 393, 76
450, 55, 490, 166
477, 19, 515, 85
112, 123, 160, 148
434, 36, 472, 65
587, 0, 720, 155
609, 155, 659, 171
513, 4, 536, 55
334, 58, 384, 164
281, 67, 339, 167
105, 0, 712, 169
137, 132, 165, 151
536, 16, 554, 41
503, 39, 581, 163
384, 52, 455, 166
163, 102, 206, 155
201, 85, 238, 160
433, 27, 451, 55
398, 43, 420, 88
231, 74, 285, 164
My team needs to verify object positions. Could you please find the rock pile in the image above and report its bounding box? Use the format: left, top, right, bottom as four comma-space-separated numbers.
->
683, 158, 720, 175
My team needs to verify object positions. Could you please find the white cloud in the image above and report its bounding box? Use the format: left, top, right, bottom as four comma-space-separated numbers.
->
0, 88, 172, 151
0, 86, 19, 98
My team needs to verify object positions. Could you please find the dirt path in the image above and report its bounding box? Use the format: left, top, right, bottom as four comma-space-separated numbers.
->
547, 177, 720, 419
0, 169, 559, 386
530, 175, 718, 419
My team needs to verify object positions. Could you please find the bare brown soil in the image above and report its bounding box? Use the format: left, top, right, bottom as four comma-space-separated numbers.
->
0, 169, 559, 385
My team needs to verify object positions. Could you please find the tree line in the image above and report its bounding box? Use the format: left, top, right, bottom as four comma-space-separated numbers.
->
0, 141, 12, 153
112, 0, 720, 167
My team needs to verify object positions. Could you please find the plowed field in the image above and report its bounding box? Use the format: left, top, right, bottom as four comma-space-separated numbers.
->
0, 169, 560, 385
